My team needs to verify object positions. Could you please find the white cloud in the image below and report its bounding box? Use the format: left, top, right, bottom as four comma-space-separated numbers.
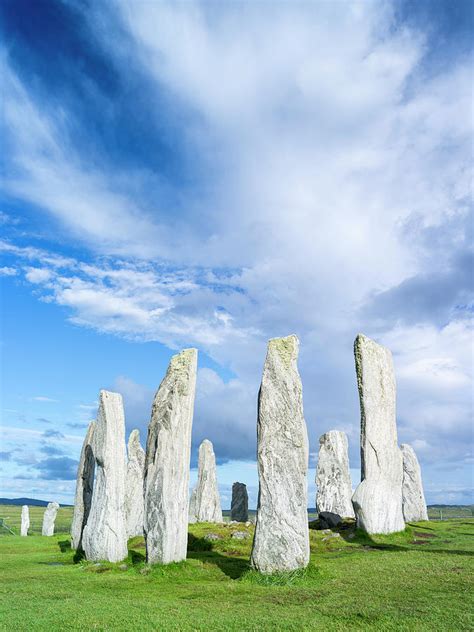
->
0, 266, 17, 276
32, 396, 58, 403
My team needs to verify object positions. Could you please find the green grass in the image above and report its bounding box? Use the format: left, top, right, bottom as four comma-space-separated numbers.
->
0, 505, 473, 631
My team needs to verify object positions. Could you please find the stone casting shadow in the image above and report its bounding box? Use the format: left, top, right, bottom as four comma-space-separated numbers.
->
187, 533, 250, 580
57, 539, 86, 563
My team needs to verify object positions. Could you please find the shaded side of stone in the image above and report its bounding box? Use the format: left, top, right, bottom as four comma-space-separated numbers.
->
71, 421, 96, 550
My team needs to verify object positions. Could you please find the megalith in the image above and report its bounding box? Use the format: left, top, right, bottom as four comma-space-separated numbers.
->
194, 439, 222, 523
82, 390, 128, 562
250, 335, 310, 573
71, 421, 96, 550
316, 430, 355, 518
125, 429, 145, 537
21, 505, 29, 536
231, 482, 248, 522
144, 348, 197, 564
351, 334, 405, 534
188, 487, 197, 524
42, 502, 59, 536
401, 443, 428, 522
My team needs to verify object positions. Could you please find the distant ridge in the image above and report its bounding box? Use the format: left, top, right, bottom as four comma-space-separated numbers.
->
0, 497, 72, 507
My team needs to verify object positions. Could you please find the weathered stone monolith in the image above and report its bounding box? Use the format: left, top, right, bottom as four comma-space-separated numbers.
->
21, 505, 29, 536
144, 348, 197, 564
231, 482, 248, 522
351, 334, 404, 534
316, 430, 355, 518
71, 421, 96, 550
82, 390, 128, 562
188, 487, 197, 524
42, 502, 59, 536
251, 335, 310, 573
125, 429, 145, 537
401, 443, 428, 522
194, 439, 222, 523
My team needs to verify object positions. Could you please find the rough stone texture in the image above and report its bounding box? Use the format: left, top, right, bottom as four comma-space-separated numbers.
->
401, 443, 429, 522
316, 430, 355, 518
231, 482, 248, 522
231, 531, 249, 540
251, 335, 310, 573
351, 334, 405, 534
144, 348, 197, 564
194, 439, 222, 523
188, 487, 197, 524
42, 502, 59, 536
318, 512, 342, 529
21, 505, 29, 537
125, 429, 145, 537
71, 421, 96, 550
82, 390, 128, 562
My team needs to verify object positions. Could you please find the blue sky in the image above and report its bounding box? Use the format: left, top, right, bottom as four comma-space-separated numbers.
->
0, 0, 472, 507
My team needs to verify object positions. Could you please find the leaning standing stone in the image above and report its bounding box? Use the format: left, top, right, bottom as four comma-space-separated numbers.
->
316, 430, 355, 518
351, 334, 405, 534
71, 421, 96, 550
401, 444, 428, 522
125, 429, 146, 537
194, 439, 222, 523
144, 348, 197, 564
82, 390, 128, 562
42, 502, 59, 536
231, 482, 248, 522
21, 505, 29, 536
251, 335, 310, 573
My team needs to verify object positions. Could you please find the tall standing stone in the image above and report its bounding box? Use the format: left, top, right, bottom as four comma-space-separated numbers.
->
71, 421, 96, 550
21, 505, 29, 536
251, 335, 310, 573
125, 429, 145, 537
82, 390, 128, 562
144, 348, 197, 564
231, 482, 248, 522
316, 430, 355, 518
194, 439, 222, 523
351, 334, 405, 534
401, 443, 429, 522
42, 502, 59, 536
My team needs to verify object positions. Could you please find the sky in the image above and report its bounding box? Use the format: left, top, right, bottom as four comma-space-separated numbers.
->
0, 0, 472, 508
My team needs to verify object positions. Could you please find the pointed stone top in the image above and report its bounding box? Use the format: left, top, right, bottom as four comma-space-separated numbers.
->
267, 335, 299, 367
128, 429, 141, 449
169, 348, 198, 369
354, 333, 391, 354
200, 438, 213, 450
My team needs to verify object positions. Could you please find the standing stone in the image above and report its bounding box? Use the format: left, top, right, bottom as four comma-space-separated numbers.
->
194, 439, 223, 523
71, 421, 96, 550
401, 444, 429, 522
316, 430, 355, 518
125, 429, 145, 537
351, 334, 405, 534
42, 502, 59, 536
21, 505, 29, 536
251, 335, 310, 573
231, 482, 248, 522
188, 487, 197, 524
82, 390, 128, 562
144, 348, 197, 564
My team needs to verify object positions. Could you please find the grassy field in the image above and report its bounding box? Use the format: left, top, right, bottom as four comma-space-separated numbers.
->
0, 505, 473, 631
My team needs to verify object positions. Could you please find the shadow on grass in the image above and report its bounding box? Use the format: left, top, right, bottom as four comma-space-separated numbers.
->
57, 539, 87, 563
187, 533, 249, 579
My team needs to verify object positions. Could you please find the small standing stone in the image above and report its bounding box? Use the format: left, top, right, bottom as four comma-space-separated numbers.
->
231, 482, 248, 522
316, 430, 355, 518
21, 505, 29, 536
194, 439, 222, 523
251, 335, 310, 573
71, 421, 96, 550
42, 502, 59, 536
401, 444, 429, 522
188, 487, 197, 524
125, 429, 145, 538
144, 348, 197, 564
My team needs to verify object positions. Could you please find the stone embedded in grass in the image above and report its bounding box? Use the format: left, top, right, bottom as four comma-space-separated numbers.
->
125, 429, 146, 537
231, 531, 249, 540
401, 444, 429, 522
144, 348, 197, 564
71, 421, 96, 550
42, 502, 59, 536
318, 512, 342, 529
21, 505, 29, 536
82, 390, 128, 563
251, 335, 310, 574
231, 482, 248, 522
193, 439, 222, 523
316, 430, 355, 518
351, 334, 405, 535
204, 533, 221, 541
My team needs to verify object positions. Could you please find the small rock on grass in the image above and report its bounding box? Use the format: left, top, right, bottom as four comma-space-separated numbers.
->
231, 531, 249, 540
204, 533, 221, 541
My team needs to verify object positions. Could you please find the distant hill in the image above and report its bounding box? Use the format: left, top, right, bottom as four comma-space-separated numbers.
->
0, 497, 72, 507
